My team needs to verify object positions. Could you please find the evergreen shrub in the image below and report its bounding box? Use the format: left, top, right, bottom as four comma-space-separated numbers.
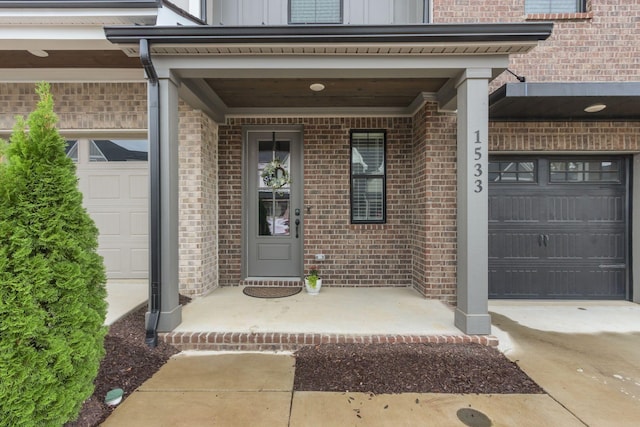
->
0, 82, 107, 426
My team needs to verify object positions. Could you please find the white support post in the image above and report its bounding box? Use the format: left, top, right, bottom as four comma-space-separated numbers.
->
454, 69, 492, 335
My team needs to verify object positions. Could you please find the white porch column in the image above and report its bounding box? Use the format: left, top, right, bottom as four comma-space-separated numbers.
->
156, 74, 182, 331
454, 68, 492, 335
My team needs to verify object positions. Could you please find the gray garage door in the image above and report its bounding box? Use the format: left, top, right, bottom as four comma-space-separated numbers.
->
488, 156, 629, 299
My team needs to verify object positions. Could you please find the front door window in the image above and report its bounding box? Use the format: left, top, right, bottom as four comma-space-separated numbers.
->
258, 139, 291, 236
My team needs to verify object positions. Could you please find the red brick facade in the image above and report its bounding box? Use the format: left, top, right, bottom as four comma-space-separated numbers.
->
435, 1, 639, 86
218, 116, 446, 292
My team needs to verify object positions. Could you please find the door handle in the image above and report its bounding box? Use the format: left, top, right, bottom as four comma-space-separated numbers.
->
543, 234, 549, 247
295, 219, 300, 238
538, 234, 543, 247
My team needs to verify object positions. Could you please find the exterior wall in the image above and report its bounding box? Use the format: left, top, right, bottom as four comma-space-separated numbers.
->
489, 121, 640, 152
0, 83, 147, 131
179, 103, 219, 297
411, 102, 458, 304
218, 117, 416, 289
435, 1, 640, 86
412, 103, 457, 304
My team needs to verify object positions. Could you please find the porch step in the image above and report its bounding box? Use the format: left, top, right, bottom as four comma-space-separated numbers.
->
160, 331, 498, 352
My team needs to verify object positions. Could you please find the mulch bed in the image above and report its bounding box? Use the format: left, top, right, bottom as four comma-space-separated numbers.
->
294, 343, 543, 395
65, 296, 190, 427
67, 297, 542, 426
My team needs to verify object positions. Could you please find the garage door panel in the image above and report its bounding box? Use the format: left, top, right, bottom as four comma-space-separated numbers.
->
129, 175, 148, 199
489, 194, 541, 223
130, 248, 149, 274
129, 211, 148, 236
88, 175, 121, 199
587, 195, 625, 222
92, 212, 121, 236
489, 267, 541, 298
99, 248, 122, 275
546, 195, 581, 223
490, 231, 541, 259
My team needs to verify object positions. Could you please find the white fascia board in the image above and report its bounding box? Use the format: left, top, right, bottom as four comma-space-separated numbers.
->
157, 54, 510, 79
0, 8, 157, 25
0, 68, 145, 82
0, 25, 117, 50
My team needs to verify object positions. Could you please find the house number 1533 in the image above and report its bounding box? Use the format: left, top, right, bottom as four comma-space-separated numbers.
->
473, 130, 483, 193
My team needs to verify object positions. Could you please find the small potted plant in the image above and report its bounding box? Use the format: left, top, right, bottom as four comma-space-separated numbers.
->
304, 265, 322, 295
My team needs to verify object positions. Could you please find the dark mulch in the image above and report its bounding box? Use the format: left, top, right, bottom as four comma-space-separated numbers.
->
294, 343, 543, 395
65, 295, 190, 427
67, 299, 541, 426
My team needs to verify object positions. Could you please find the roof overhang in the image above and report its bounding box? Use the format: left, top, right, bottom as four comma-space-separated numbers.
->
105, 23, 553, 56
489, 82, 640, 121
103, 23, 553, 120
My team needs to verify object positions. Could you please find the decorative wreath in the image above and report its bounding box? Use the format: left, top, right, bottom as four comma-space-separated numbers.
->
261, 158, 291, 190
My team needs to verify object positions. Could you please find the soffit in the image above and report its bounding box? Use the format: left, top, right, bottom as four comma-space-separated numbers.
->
0, 9, 157, 25
205, 77, 447, 109
0, 50, 141, 68
490, 83, 640, 121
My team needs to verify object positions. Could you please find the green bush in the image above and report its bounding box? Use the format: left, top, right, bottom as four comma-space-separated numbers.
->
0, 82, 107, 426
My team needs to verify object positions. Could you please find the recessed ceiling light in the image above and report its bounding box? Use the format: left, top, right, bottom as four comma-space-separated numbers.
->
27, 49, 49, 58
584, 103, 606, 113
309, 83, 325, 92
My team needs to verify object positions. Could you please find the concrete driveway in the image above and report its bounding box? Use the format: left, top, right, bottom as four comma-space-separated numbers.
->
490, 301, 640, 427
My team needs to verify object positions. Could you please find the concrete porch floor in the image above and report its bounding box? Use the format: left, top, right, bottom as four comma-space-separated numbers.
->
161, 286, 497, 350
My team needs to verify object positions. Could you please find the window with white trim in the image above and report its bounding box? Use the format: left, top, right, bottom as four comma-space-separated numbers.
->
350, 130, 386, 224
525, 0, 585, 14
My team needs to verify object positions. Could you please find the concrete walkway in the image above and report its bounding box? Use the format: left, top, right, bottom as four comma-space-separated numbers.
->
102, 352, 582, 427
490, 301, 640, 427
102, 288, 640, 426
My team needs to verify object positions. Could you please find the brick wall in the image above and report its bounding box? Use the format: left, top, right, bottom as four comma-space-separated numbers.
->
178, 103, 219, 296
411, 103, 458, 303
218, 117, 415, 289
490, 121, 640, 152
0, 83, 147, 130
435, 1, 640, 86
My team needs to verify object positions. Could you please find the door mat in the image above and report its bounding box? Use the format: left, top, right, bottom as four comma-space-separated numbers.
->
243, 286, 302, 299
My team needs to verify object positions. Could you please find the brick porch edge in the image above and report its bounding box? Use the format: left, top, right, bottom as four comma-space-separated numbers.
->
160, 332, 499, 351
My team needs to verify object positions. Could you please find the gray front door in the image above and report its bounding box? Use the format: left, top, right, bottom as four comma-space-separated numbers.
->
245, 129, 303, 278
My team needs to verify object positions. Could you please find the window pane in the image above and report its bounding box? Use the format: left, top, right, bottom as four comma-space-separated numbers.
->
65, 140, 78, 163
352, 177, 383, 222
525, 0, 583, 14
90, 139, 148, 162
351, 132, 384, 176
258, 138, 291, 236
550, 160, 621, 183
290, 0, 342, 24
351, 130, 385, 223
489, 160, 537, 183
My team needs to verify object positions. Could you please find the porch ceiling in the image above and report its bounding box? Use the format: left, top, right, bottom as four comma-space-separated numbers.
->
0, 50, 141, 68
204, 77, 448, 109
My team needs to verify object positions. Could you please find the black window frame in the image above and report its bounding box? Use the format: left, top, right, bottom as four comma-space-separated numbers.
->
288, 0, 343, 24
489, 159, 538, 184
350, 129, 387, 224
548, 159, 623, 184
